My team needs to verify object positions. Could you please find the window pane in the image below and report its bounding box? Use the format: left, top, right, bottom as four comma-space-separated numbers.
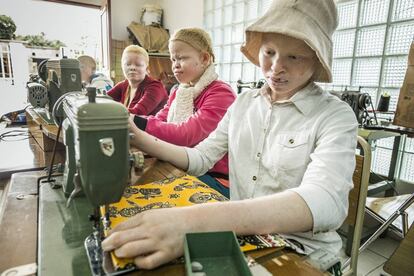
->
352, 58, 382, 86
230, 63, 242, 82
405, 138, 414, 153
214, 0, 222, 9
232, 44, 243, 63
359, 0, 390, 26
205, 0, 213, 11
224, 26, 232, 44
382, 56, 408, 88
392, 0, 414, 21
214, 46, 222, 63
242, 62, 256, 82
356, 25, 386, 57
255, 67, 262, 81
246, 0, 258, 21
221, 63, 230, 81
223, 5, 233, 25
205, 12, 213, 29
222, 45, 231, 62
376, 137, 395, 149
214, 8, 222, 27
333, 30, 355, 58
371, 147, 392, 176
332, 59, 352, 85
213, 28, 223, 45
232, 23, 244, 43
386, 22, 414, 55
337, 0, 358, 29
233, 2, 245, 23
400, 152, 414, 182
215, 63, 221, 76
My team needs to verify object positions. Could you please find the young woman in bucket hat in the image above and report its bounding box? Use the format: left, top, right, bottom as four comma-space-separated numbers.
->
102, 0, 358, 269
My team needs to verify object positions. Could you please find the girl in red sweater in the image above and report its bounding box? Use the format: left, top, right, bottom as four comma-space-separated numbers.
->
132, 28, 236, 197
107, 45, 168, 115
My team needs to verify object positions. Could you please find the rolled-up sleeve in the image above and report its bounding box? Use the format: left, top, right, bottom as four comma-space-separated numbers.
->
185, 103, 233, 176
290, 104, 358, 234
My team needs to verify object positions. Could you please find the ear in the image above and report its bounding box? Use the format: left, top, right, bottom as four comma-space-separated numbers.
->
200, 51, 211, 66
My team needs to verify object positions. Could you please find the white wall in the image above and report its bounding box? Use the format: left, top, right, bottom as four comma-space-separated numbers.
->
161, 0, 204, 35
110, 0, 203, 40
0, 42, 30, 115
111, 0, 162, 41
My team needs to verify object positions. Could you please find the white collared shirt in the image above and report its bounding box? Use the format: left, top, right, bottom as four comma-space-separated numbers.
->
185, 82, 358, 253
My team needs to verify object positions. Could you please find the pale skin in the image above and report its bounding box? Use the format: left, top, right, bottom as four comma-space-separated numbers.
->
122, 52, 149, 103
169, 40, 211, 85
80, 63, 94, 84
102, 33, 316, 269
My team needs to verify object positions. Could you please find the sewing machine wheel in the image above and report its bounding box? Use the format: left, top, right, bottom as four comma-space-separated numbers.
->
27, 82, 48, 108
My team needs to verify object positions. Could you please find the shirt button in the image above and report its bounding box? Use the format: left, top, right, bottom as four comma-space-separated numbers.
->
252, 176, 257, 181
256, 152, 261, 157
289, 138, 295, 144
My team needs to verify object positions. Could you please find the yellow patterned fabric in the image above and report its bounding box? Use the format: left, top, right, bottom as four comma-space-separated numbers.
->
101, 174, 286, 270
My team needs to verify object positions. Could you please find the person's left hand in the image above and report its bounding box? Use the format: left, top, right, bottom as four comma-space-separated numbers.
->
128, 114, 136, 131
102, 206, 194, 269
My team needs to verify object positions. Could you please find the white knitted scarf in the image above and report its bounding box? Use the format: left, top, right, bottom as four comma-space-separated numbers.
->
167, 64, 218, 123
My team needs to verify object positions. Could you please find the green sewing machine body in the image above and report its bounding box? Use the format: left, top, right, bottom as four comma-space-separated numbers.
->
61, 92, 129, 206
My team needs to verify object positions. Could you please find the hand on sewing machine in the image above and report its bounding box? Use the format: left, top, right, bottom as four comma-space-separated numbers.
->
101, 206, 193, 269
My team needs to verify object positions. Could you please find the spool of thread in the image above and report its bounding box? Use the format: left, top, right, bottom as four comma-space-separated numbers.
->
377, 92, 390, 112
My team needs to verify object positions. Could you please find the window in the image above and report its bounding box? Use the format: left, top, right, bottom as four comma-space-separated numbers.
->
204, 0, 414, 183
330, 0, 414, 183
204, 0, 272, 92
0, 43, 13, 80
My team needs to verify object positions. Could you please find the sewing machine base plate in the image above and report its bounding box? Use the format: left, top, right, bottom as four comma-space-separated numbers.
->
85, 233, 135, 276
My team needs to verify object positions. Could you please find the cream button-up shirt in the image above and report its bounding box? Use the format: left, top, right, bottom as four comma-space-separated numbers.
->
185, 82, 358, 253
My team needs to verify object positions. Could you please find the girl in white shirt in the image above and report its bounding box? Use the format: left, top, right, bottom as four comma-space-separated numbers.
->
102, 0, 358, 269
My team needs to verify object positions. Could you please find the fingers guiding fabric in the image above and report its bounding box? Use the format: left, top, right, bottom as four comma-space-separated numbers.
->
134, 251, 171, 270
102, 217, 145, 251
114, 239, 155, 259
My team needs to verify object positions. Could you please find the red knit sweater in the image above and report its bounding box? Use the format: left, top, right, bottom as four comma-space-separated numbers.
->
107, 75, 168, 116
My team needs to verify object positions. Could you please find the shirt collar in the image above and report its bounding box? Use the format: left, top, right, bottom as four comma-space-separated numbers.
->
256, 82, 322, 116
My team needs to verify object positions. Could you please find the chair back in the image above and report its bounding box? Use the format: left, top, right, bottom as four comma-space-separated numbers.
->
343, 136, 371, 275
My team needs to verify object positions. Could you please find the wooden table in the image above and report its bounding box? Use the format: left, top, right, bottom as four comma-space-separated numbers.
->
25, 107, 65, 167
0, 160, 324, 276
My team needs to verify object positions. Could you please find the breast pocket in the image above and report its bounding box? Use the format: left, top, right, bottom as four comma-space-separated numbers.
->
275, 132, 310, 171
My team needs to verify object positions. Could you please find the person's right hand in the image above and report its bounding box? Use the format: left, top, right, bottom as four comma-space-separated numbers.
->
102, 206, 195, 269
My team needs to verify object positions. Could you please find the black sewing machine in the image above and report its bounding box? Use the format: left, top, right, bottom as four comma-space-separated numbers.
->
339, 90, 378, 127
236, 79, 265, 94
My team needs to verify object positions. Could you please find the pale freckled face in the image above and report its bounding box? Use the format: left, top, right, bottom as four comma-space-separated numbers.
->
259, 33, 317, 100
122, 52, 148, 84
169, 40, 208, 84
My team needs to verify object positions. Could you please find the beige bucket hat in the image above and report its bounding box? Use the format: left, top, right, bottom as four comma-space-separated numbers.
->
240, 0, 338, 83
